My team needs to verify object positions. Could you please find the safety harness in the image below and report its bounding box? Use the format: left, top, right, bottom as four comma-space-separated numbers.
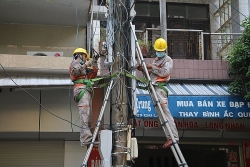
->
157, 82, 168, 97
73, 79, 93, 103
73, 71, 169, 103
125, 71, 169, 96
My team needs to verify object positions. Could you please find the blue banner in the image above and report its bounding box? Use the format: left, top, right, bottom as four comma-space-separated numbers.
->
136, 95, 250, 118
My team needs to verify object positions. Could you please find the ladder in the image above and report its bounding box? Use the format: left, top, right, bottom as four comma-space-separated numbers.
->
81, 79, 114, 167
130, 22, 188, 167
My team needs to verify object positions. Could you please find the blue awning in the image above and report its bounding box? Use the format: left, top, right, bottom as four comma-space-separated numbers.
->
136, 83, 250, 119
136, 83, 232, 96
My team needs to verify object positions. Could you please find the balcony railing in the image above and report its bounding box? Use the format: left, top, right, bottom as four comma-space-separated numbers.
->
135, 28, 242, 60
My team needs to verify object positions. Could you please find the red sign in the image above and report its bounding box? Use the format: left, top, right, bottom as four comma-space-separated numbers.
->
87, 146, 101, 167
244, 142, 250, 167
228, 152, 237, 162
135, 119, 247, 131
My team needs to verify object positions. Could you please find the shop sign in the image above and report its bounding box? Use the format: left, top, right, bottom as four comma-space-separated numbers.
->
228, 151, 238, 167
136, 95, 157, 118
243, 142, 250, 167
87, 146, 101, 167
135, 119, 249, 131
136, 95, 250, 118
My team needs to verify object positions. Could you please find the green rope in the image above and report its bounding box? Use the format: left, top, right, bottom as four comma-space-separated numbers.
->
158, 82, 168, 97
74, 79, 93, 102
73, 71, 168, 102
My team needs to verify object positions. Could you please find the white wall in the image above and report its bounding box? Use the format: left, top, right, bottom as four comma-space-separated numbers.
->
0, 89, 40, 131
0, 89, 79, 133
239, 0, 250, 31
0, 23, 86, 56
40, 89, 80, 132
0, 87, 104, 140
64, 141, 87, 167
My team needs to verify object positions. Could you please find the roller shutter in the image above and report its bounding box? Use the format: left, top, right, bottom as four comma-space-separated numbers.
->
0, 141, 64, 167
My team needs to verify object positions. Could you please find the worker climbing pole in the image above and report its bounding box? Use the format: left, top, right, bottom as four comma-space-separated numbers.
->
81, 0, 135, 166
81, 0, 188, 166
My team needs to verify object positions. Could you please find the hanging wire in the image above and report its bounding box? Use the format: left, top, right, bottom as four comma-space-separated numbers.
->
200, 0, 222, 27
206, 0, 244, 28
105, 0, 135, 157
226, 1, 247, 18
0, 63, 82, 129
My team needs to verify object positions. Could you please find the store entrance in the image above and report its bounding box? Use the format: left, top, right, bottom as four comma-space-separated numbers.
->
132, 144, 235, 167
132, 145, 176, 167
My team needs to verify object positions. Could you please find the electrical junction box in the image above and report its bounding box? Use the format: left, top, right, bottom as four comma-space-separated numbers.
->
98, 130, 112, 167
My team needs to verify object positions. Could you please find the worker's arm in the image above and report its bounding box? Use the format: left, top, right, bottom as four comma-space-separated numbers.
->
148, 56, 173, 77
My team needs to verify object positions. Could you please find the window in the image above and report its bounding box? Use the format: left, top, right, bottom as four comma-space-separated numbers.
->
167, 4, 186, 18
167, 4, 208, 19
188, 5, 208, 19
135, 3, 160, 17
134, 2, 210, 59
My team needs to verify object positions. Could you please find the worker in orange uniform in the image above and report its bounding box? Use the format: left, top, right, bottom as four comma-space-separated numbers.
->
137, 38, 179, 148
69, 48, 98, 146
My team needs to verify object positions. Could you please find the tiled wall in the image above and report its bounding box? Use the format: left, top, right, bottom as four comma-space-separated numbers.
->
171, 59, 229, 79
141, 58, 230, 80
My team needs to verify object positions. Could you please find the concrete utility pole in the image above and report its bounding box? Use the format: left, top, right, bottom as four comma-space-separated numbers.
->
159, 0, 167, 41
108, 0, 130, 166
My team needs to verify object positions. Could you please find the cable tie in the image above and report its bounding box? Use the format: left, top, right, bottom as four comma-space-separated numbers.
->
112, 152, 128, 155
90, 141, 99, 145
173, 141, 178, 145
161, 120, 168, 126
95, 120, 101, 127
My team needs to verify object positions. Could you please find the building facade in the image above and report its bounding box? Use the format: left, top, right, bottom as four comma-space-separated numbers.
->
0, 0, 249, 167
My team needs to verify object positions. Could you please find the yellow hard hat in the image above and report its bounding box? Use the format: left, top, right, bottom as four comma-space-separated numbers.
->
73, 48, 90, 59
153, 38, 168, 51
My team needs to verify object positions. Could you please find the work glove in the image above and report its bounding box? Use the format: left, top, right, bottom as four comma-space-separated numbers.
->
85, 60, 92, 67
137, 65, 144, 72
146, 64, 152, 69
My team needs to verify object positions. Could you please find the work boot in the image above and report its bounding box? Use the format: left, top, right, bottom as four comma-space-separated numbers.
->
163, 139, 173, 148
